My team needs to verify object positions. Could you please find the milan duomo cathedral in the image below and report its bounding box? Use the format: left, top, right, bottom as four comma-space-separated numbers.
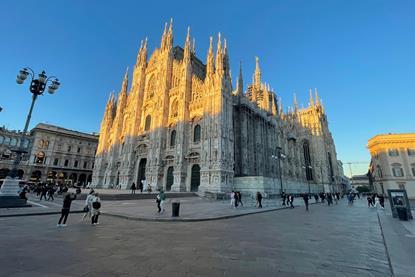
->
92, 21, 342, 196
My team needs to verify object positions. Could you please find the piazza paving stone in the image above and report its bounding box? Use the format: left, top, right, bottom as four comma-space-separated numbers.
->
0, 199, 395, 276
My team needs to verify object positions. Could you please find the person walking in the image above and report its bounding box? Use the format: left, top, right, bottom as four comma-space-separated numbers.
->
57, 193, 77, 227
320, 192, 325, 203
40, 185, 47, 201
47, 185, 55, 201
159, 189, 166, 213
289, 195, 295, 208
367, 195, 373, 207
327, 193, 333, 206
373, 194, 381, 209
302, 194, 309, 211
139, 181, 143, 193
234, 191, 239, 208
314, 194, 319, 203
281, 191, 286, 206
91, 193, 101, 225
156, 193, 161, 212
82, 189, 95, 221
230, 191, 236, 208
236, 191, 243, 207
131, 182, 136, 194
256, 192, 263, 208
379, 195, 385, 209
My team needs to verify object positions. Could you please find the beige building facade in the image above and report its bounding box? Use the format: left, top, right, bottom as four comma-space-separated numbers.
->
368, 133, 415, 199
92, 22, 342, 196
0, 123, 98, 185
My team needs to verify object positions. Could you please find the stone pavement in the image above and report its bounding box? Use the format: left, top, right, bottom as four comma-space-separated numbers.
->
0, 198, 395, 277
377, 203, 415, 277
0, 193, 309, 221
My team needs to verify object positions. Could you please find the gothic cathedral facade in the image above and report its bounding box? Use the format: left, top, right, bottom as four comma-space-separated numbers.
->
92, 21, 342, 195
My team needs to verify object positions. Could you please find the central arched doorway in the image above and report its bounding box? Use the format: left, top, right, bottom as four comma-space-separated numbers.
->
166, 166, 174, 191
190, 164, 200, 192
137, 158, 147, 184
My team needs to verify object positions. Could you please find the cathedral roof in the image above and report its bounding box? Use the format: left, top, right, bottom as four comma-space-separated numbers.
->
172, 46, 206, 80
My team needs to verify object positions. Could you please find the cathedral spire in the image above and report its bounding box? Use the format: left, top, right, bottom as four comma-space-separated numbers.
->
121, 67, 129, 94
235, 61, 243, 95
254, 56, 261, 89
160, 22, 168, 49
309, 88, 314, 106
315, 88, 320, 106
184, 26, 191, 62
223, 38, 230, 79
279, 97, 284, 115
215, 33, 223, 75
165, 18, 173, 50
271, 93, 278, 116
293, 93, 298, 112
206, 36, 215, 77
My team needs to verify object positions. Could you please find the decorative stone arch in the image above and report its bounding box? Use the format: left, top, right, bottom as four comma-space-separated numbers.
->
146, 74, 156, 98
30, 170, 42, 182
0, 168, 10, 179
47, 171, 57, 180
302, 139, 313, 181
17, 169, 24, 179
166, 166, 174, 191
144, 115, 151, 131
79, 173, 87, 185
193, 124, 201, 143
69, 173, 78, 185
190, 164, 201, 192
170, 98, 179, 118
170, 129, 176, 148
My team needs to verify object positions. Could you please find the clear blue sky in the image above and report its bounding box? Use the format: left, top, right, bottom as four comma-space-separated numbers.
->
1, 0, 414, 176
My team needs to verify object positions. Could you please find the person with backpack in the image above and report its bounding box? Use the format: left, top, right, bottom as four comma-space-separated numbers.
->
82, 189, 95, 221
91, 193, 101, 225
159, 189, 166, 213
57, 193, 77, 227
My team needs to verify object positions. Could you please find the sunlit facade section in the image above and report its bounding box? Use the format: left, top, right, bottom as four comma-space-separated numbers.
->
92, 22, 342, 196
368, 133, 415, 199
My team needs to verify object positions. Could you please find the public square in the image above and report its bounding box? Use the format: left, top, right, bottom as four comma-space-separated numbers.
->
2, 1, 415, 277
1, 197, 414, 277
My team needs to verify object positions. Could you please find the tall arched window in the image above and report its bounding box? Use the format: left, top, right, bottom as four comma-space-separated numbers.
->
170, 99, 179, 118
144, 115, 151, 131
376, 165, 383, 178
170, 130, 176, 148
193, 124, 201, 143
302, 140, 313, 181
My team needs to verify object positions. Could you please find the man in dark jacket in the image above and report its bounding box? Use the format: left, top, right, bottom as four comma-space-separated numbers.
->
57, 193, 77, 227
302, 194, 309, 211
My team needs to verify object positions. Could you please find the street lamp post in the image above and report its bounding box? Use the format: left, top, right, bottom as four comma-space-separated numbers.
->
272, 146, 286, 196
8, 68, 60, 178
